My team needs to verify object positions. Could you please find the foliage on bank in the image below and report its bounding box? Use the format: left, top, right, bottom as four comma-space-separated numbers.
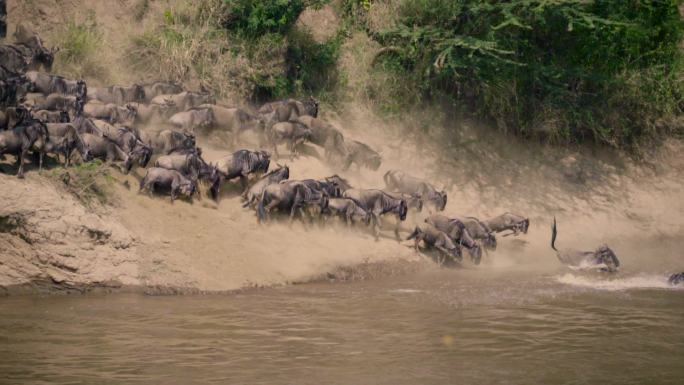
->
344, 0, 684, 148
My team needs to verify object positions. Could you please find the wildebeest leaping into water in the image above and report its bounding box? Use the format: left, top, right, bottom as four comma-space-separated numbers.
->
551, 217, 620, 273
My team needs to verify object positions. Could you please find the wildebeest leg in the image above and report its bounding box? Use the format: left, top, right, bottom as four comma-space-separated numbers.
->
345, 209, 353, 227
436, 246, 451, 265
290, 194, 304, 223
239, 175, 248, 192
17, 149, 26, 178
263, 200, 279, 222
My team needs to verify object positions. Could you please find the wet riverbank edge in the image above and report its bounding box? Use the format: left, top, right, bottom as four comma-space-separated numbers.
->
0, 259, 430, 296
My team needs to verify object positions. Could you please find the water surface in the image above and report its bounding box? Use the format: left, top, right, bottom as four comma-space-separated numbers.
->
1, 268, 683, 385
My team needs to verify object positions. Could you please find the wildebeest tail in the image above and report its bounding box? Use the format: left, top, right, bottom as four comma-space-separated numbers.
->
551, 216, 558, 251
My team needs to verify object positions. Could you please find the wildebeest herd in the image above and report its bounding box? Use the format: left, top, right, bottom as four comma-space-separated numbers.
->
2, 26, 683, 282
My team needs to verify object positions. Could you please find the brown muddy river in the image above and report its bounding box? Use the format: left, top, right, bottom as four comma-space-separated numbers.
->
1, 267, 683, 385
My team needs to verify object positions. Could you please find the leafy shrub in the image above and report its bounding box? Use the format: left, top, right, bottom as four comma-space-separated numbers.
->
354, 0, 684, 148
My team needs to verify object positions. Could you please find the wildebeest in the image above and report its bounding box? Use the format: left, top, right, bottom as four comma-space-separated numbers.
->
484, 213, 529, 236
323, 174, 353, 192
425, 214, 483, 265
70, 115, 103, 136
0, 106, 29, 130
384, 191, 423, 212
294, 115, 347, 161
154, 151, 204, 180
168, 107, 215, 133
130, 101, 177, 125
551, 217, 620, 273
383, 170, 447, 211
407, 224, 462, 266
324, 197, 372, 227
44, 123, 91, 166
34, 94, 78, 113
150, 91, 215, 111
256, 180, 328, 223
81, 133, 135, 173
150, 129, 196, 155
154, 151, 220, 199
26, 71, 86, 98
457, 216, 497, 250
1, 75, 33, 106
93, 123, 150, 168
83, 102, 136, 125
0, 117, 49, 177
13, 24, 55, 72
143, 82, 183, 103
32, 109, 69, 123
669, 272, 684, 285
87, 84, 145, 105
0, 40, 55, 73
258, 97, 319, 120
342, 188, 407, 240
242, 164, 290, 208
215, 149, 270, 191
343, 140, 381, 171
196, 104, 264, 146
269, 121, 312, 159
139, 167, 197, 203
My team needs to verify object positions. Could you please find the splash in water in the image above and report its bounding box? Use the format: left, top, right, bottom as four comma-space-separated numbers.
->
556, 273, 681, 291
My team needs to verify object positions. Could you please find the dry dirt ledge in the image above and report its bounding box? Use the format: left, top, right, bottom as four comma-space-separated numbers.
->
0, 164, 422, 295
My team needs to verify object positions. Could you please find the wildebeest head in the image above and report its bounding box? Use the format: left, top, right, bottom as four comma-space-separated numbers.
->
398, 199, 408, 221
432, 190, 447, 211
669, 272, 684, 285
133, 84, 145, 102
182, 131, 196, 148
77, 80, 87, 99
368, 153, 382, 171
133, 143, 152, 167
37, 48, 55, 72
305, 96, 319, 118
519, 218, 530, 234
595, 245, 619, 272
257, 150, 271, 173
468, 243, 482, 265
179, 178, 197, 198
201, 162, 221, 201
59, 110, 70, 123
324, 175, 352, 192
125, 103, 138, 122
80, 141, 93, 162
199, 107, 215, 129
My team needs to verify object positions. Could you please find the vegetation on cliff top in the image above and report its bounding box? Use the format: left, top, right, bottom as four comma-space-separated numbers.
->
53, 0, 683, 149
347, 0, 684, 148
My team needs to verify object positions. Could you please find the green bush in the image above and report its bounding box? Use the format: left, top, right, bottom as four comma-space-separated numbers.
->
354, 0, 684, 148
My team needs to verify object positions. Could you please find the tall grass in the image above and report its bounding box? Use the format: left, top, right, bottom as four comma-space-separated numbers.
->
129, 0, 341, 102
52, 14, 108, 81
